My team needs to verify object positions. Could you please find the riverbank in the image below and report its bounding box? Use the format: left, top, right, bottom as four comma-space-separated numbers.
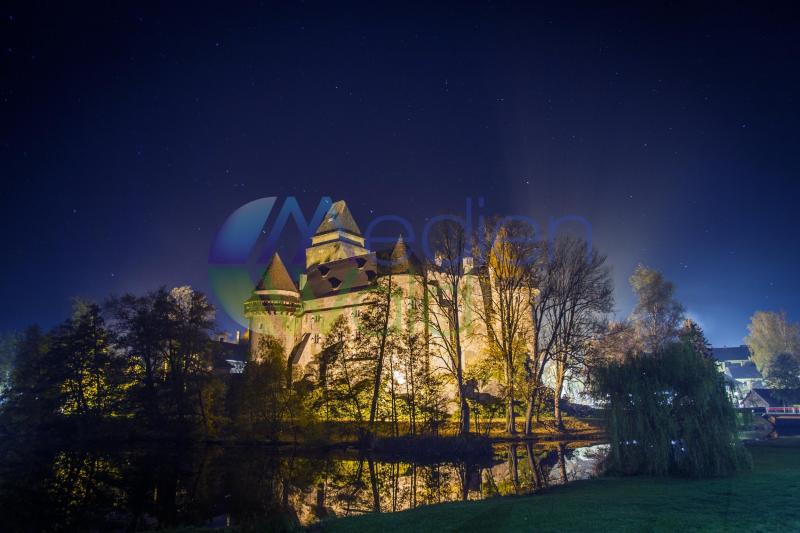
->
198, 415, 604, 448
320, 439, 800, 532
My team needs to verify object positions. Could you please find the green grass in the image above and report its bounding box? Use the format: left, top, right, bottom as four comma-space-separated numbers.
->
320, 440, 800, 532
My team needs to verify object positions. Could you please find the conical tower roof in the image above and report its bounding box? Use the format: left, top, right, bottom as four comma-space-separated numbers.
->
378, 234, 421, 274
314, 200, 362, 236
390, 234, 410, 272
256, 252, 298, 292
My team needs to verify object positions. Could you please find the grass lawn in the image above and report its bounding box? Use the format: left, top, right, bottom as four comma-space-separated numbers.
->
320, 440, 800, 532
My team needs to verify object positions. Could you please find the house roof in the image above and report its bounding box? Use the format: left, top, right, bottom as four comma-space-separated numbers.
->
314, 200, 362, 236
746, 388, 800, 407
212, 339, 248, 365
726, 362, 764, 380
256, 253, 298, 293
302, 252, 378, 299
712, 345, 750, 362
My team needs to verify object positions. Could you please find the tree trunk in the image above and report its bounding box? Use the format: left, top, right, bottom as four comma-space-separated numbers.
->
458, 380, 470, 436
524, 388, 537, 435
554, 367, 565, 430
506, 361, 517, 434
525, 442, 543, 490
509, 444, 520, 494
557, 443, 568, 484
389, 356, 398, 437
368, 458, 380, 513
369, 275, 393, 429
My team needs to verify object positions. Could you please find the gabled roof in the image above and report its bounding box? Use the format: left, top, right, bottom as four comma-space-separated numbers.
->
726, 362, 763, 380
256, 253, 298, 292
712, 345, 750, 362
747, 388, 800, 407
314, 200, 362, 236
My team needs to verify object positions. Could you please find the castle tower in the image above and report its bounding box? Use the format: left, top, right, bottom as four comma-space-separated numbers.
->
244, 252, 300, 361
305, 200, 370, 268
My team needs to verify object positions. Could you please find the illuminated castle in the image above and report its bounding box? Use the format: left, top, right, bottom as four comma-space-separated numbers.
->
243, 199, 488, 379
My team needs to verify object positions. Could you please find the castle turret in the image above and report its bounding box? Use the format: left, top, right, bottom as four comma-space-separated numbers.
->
244, 252, 301, 361
305, 200, 370, 268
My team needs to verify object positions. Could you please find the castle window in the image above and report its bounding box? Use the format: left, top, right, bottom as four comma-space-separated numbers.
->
313, 333, 320, 344
318, 265, 330, 277
355, 257, 367, 269
365, 270, 377, 281
328, 277, 342, 289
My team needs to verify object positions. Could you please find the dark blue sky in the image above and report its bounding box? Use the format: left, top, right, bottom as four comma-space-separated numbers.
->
2, 2, 799, 346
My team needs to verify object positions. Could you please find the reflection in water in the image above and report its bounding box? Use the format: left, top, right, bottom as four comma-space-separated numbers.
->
0, 441, 607, 532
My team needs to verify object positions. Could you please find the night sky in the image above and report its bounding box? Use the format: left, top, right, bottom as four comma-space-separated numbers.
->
3, 2, 800, 346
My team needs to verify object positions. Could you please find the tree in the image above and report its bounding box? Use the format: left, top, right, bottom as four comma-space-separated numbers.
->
765, 352, 800, 390
236, 335, 289, 440
745, 310, 800, 375
523, 239, 559, 435
1, 303, 128, 437
316, 315, 371, 425
423, 220, 472, 435
52, 301, 124, 421
107, 286, 217, 429
678, 319, 712, 359
356, 274, 400, 432
0, 332, 20, 396
521, 237, 613, 433
592, 321, 640, 363
164, 286, 216, 423
473, 218, 537, 434
591, 341, 750, 477
0, 326, 59, 438
396, 305, 425, 435
629, 265, 685, 352
106, 289, 172, 422
548, 238, 613, 429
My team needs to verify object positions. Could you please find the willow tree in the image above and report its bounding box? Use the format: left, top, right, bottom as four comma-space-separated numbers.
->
591, 339, 751, 477
473, 218, 537, 435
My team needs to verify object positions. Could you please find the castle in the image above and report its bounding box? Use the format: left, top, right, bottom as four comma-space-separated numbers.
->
243, 200, 494, 382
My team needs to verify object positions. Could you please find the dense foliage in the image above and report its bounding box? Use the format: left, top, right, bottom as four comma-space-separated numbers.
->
0, 288, 232, 444
745, 310, 800, 379
591, 340, 751, 477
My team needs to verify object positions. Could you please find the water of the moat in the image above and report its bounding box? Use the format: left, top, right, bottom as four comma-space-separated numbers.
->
0, 440, 608, 531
